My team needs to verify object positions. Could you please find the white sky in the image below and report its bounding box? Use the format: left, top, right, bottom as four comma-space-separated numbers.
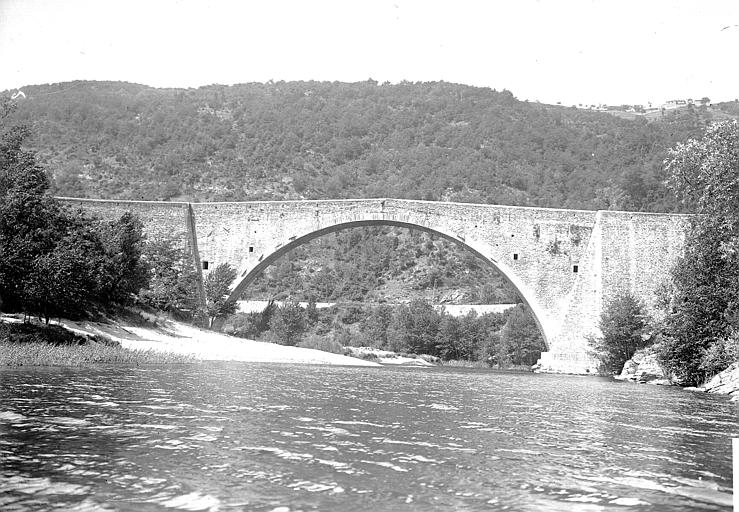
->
0, 0, 737, 106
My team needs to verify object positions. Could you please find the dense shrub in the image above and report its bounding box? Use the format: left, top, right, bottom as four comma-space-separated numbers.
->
1, 322, 90, 345
267, 301, 306, 346
698, 331, 739, 379
590, 293, 650, 374
297, 335, 344, 354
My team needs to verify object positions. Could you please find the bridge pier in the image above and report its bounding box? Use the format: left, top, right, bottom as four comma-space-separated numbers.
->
535, 351, 600, 374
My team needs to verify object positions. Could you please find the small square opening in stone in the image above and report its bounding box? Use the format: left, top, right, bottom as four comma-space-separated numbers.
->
202, 261, 209, 270
513, 253, 519, 260
573, 265, 579, 273
249, 246, 254, 253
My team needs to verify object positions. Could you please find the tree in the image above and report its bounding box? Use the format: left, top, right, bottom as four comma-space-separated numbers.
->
387, 299, 440, 355
358, 303, 393, 348
661, 120, 739, 384
204, 263, 237, 328
590, 294, 649, 373
96, 212, 149, 305
498, 305, 546, 366
436, 314, 463, 360
139, 238, 200, 318
458, 311, 486, 361
22, 227, 104, 323
305, 295, 319, 325
0, 115, 69, 311
268, 300, 306, 346
229, 300, 277, 340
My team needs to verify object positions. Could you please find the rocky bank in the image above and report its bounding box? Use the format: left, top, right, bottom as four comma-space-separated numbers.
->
614, 346, 673, 385
688, 362, 739, 402
616, 346, 739, 401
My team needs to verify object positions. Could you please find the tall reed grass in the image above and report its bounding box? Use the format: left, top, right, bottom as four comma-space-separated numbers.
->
0, 319, 193, 366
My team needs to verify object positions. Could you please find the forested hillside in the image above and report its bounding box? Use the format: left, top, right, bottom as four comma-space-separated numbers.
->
246, 226, 515, 304
5, 80, 734, 306
6, 80, 734, 211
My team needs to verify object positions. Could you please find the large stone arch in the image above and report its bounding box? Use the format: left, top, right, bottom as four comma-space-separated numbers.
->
225, 219, 552, 348
191, 198, 599, 360
59, 197, 690, 374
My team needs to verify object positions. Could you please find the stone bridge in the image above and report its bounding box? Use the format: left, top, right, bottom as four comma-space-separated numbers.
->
59, 197, 689, 374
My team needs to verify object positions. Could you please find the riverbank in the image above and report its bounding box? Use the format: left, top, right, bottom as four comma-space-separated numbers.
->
687, 362, 739, 401
0, 314, 380, 367
343, 346, 439, 366
614, 346, 673, 386
0, 340, 196, 366
0, 320, 196, 366
614, 346, 739, 401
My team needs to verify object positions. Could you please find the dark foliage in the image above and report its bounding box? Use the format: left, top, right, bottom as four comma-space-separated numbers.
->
226, 300, 277, 340
138, 238, 201, 319
268, 300, 307, 346
498, 305, 547, 366
660, 121, 739, 385
227, 298, 543, 365
387, 299, 441, 354
590, 293, 649, 373
1, 322, 90, 345
95, 212, 149, 304
203, 263, 237, 328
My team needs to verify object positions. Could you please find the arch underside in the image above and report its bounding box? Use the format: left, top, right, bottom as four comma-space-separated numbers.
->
227, 219, 551, 349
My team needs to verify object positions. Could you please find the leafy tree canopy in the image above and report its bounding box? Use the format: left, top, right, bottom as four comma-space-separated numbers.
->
204, 263, 237, 328
660, 121, 739, 384
590, 293, 649, 374
268, 300, 307, 346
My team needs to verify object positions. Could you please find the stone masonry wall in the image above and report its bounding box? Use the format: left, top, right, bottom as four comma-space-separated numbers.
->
59, 198, 192, 246
597, 211, 688, 319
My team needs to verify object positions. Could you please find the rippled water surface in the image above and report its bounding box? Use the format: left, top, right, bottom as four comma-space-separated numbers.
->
1, 363, 737, 511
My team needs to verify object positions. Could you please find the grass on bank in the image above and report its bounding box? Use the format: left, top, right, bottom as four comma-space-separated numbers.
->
0, 341, 195, 366
0, 321, 194, 366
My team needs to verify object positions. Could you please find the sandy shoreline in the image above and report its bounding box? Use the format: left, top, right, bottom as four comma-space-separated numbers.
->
4, 315, 380, 367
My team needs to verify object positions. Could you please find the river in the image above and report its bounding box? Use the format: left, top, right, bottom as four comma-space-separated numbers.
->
0, 363, 736, 511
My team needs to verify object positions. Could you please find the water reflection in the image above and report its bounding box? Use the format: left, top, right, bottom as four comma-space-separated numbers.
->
0, 364, 736, 511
